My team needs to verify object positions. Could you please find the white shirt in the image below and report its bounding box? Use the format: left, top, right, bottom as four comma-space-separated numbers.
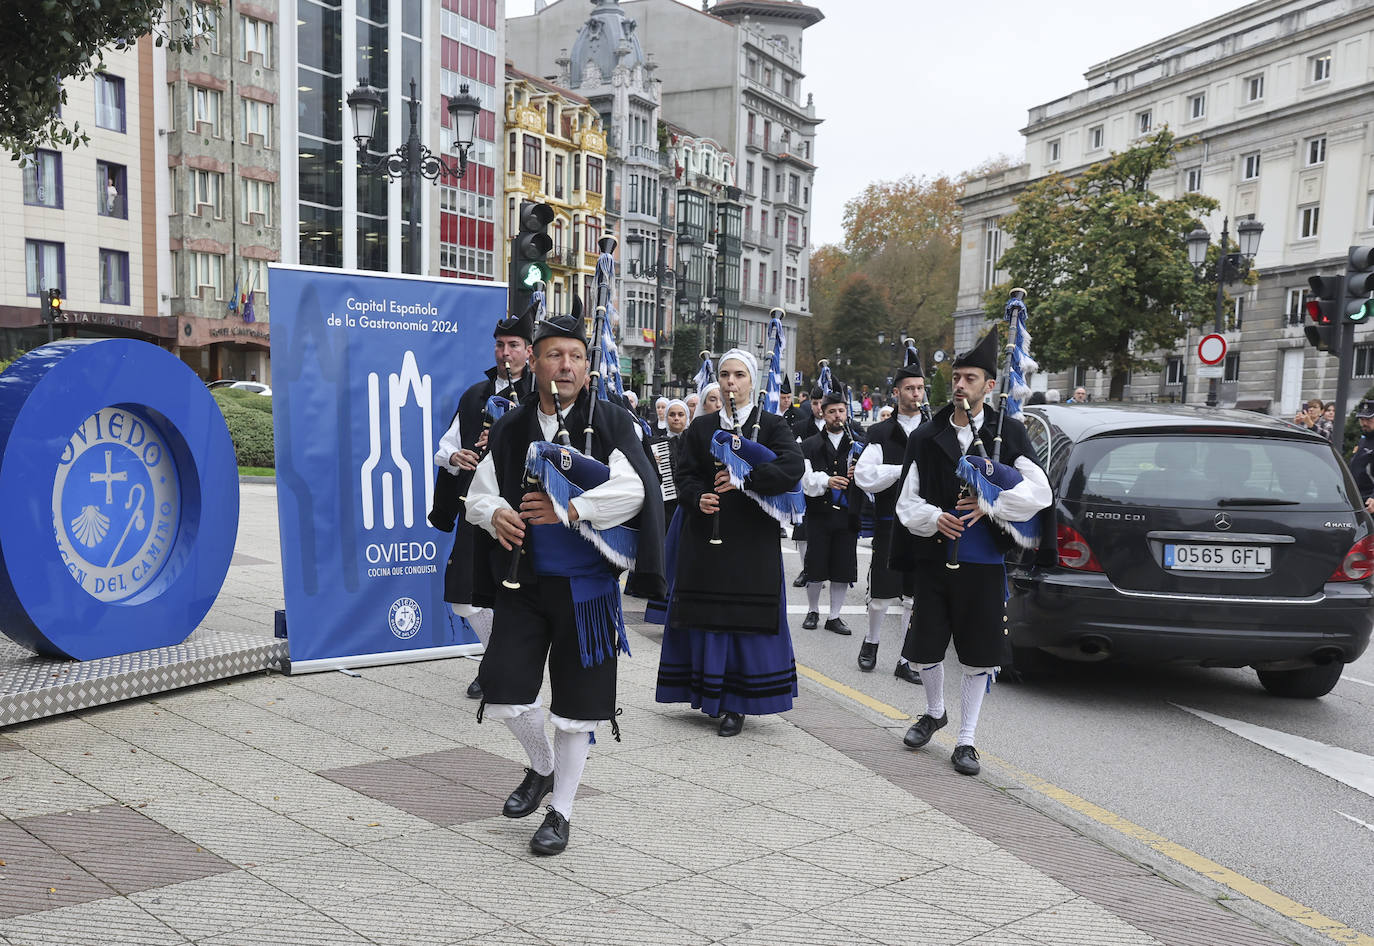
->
466, 407, 645, 536
717, 399, 754, 432
802, 429, 849, 496
894, 408, 1051, 537
433, 371, 525, 475
854, 411, 921, 494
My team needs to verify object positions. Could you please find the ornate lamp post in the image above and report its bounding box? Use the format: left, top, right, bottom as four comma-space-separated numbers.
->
1187, 217, 1263, 407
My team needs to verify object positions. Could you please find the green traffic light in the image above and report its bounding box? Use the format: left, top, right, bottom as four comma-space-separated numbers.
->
1353, 299, 1374, 323
518, 262, 551, 288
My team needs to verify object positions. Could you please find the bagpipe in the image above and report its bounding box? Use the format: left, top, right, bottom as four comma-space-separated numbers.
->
521, 440, 638, 572
903, 337, 934, 424
950, 288, 1041, 563
710, 429, 806, 530
828, 432, 864, 511
709, 389, 743, 545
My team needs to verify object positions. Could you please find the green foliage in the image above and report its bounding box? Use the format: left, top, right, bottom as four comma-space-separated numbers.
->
214, 392, 274, 468
213, 387, 273, 414
987, 131, 1220, 400
829, 274, 893, 392
925, 363, 950, 407
670, 325, 701, 383
1, 1, 195, 158
0, 349, 29, 375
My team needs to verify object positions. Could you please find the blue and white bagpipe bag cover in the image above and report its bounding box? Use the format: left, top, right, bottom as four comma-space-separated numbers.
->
709, 430, 805, 527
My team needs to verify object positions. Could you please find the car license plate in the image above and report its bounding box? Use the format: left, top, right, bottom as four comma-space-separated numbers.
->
1163, 544, 1271, 572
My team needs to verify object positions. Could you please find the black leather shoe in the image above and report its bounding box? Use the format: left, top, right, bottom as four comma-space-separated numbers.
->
801, 611, 819, 630
466, 677, 483, 699
792, 572, 809, 588
893, 662, 923, 685
718, 712, 745, 737
951, 744, 981, 776
902, 712, 948, 749
502, 768, 554, 819
824, 617, 853, 636
857, 641, 878, 672
529, 807, 570, 855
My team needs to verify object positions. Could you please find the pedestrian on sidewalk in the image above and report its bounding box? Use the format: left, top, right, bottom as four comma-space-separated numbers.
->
429, 303, 536, 701
799, 393, 861, 636
465, 310, 666, 855
656, 349, 803, 737
889, 330, 1051, 776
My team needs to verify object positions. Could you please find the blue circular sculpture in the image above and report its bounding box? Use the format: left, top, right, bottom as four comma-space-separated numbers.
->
0, 339, 239, 660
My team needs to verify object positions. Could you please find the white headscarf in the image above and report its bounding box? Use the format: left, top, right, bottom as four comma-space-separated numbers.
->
693, 382, 721, 422
655, 395, 669, 429
719, 349, 759, 396
665, 398, 689, 436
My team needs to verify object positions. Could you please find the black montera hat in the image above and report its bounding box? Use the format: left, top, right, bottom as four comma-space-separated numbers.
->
532, 312, 588, 348
894, 343, 924, 384
1356, 399, 1374, 419
780, 375, 792, 394
494, 300, 536, 342
952, 330, 999, 379
821, 391, 846, 409
810, 386, 825, 400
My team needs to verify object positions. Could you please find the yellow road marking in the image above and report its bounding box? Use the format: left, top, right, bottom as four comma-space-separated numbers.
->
796, 662, 1374, 946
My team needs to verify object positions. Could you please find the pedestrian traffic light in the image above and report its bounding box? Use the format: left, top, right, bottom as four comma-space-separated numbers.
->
1344, 245, 1374, 324
45, 287, 62, 323
509, 201, 554, 316
1305, 274, 1340, 352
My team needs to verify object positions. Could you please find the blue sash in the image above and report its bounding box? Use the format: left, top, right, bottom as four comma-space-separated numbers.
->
529, 523, 630, 668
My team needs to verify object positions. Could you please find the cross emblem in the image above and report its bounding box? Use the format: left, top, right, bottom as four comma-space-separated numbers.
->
90, 450, 127, 504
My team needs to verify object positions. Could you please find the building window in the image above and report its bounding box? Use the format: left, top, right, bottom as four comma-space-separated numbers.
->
1046, 138, 1061, 163
22, 150, 62, 208
1232, 295, 1244, 330
25, 240, 65, 296
1357, 345, 1374, 379
1286, 287, 1313, 326
97, 160, 127, 218
242, 98, 272, 146
1309, 51, 1331, 83
1242, 152, 1261, 180
241, 178, 273, 224
1305, 135, 1326, 166
1188, 92, 1205, 120
1136, 110, 1152, 135
192, 86, 222, 136
1245, 73, 1264, 102
94, 74, 126, 132
99, 249, 130, 305
190, 169, 224, 218
1299, 204, 1320, 240
1223, 352, 1240, 383
192, 1, 219, 51
983, 218, 1003, 292
554, 154, 564, 199
239, 15, 272, 66
1072, 366, 1087, 389
189, 251, 224, 299
1165, 357, 1183, 385
522, 135, 541, 176
1185, 166, 1202, 192
585, 156, 602, 194
1088, 124, 1104, 151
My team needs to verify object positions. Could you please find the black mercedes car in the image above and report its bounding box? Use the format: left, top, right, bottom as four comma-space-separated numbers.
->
1008, 404, 1374, 698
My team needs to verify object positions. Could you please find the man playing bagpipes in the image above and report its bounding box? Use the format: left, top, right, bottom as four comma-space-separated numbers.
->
800, 392, 864, 635
853, 345, 928, 681
655, 349, 805, 737
889, 319, 1050, 777
465, 311, 666, 855
429, 302, 537, 701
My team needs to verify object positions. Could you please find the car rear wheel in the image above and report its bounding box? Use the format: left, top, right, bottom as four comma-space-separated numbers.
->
1255, 662, 1344, 699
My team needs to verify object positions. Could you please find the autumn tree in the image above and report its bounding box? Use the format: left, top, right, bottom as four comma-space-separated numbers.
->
1, 1, 195, 158
670, 324, 702, 384
828, 274, 892, 393
987, 130, 1219, 399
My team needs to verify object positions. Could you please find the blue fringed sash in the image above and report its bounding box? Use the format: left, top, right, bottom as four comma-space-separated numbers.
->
955, 455, 1041, 549
709, 430, 805, 527
524, 442, 639, 571
530, 523, 631, 668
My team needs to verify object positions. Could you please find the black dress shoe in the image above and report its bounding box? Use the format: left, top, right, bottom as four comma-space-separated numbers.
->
951, 744, 981, 776
466, 677, 483, 699
718, 712, 745, 737
801, 611, 819, 630
530, 807, 570, 855
902, 712, 948, 749
823, 617, 853, 636
857, 641, 878, 672
502, 768, 555, 819
792, 571, 809, 588
893, 662, 923, 685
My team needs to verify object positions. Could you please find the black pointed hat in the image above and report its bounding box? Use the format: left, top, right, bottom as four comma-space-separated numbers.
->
494, 299, 536, 342
780, 375, 792, 395
953, 329, 999, 379
532, 311, 588, 348
570, 293, 584, 324
821, 391, 846, 409
894, 341, 924, 383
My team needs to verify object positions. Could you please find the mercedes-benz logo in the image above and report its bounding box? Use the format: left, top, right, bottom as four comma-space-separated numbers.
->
1214, 512, 1232, 531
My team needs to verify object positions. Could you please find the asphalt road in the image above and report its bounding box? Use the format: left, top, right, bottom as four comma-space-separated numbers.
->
783, 539, 1374, 939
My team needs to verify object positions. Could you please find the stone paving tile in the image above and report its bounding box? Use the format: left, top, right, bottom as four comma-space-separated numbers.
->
0, 771, 114, 820
821, 887, 993, 946
515, 832, 693, 898
246, 848, 418, 910
1132, 919, 1288, 946
66, 837, 233, 895
582, 804, 770, 874
134, 789, 338, 867
0, 851, 115, 920
958, 932, 1049, 946
786, 831, 943, 886
854, 814, 1002, 868
522, 898, 711, 946
451, 927, 555, 946
707, 802, 844, 853
764, 786, 921, 832
195, 909, 376, 945
707, 853, 873, 911
575, 754, 672, 793
611, 777, 748, 819
0, 735, 21, 751
1004, 896, 1164, 946
285, 796, 439, 845
18, 804, 171, 853
891, 864, 1076, 928
620, 874, 795, 941
318, 883, 506, 945
129, 872, 310, 941
680, 760, 816, 805
0, 896, 185, 946
223, 771, 365, 815
714, 912, 888, 946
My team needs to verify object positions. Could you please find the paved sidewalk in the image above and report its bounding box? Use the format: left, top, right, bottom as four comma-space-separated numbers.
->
0, 486, 1293, 946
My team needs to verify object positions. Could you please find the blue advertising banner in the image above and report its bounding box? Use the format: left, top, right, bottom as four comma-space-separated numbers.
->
268, 265, 504, 672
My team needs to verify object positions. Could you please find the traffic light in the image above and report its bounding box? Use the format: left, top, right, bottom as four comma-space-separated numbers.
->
1305, 274, 1340, 352
45, 287, 62, 323
509, 201, 553, 316
1344, 245, 1374, 324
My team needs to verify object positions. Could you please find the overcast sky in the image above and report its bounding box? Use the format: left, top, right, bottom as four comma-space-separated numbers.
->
505, 0, 1253, 247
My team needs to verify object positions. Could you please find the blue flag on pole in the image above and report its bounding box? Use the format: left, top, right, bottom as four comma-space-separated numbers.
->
763, 316, 784, 414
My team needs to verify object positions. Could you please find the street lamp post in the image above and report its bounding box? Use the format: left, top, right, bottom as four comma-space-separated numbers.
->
1187, 216, 1264, 408
347, 78, 481, 275
627, 233, 692, 395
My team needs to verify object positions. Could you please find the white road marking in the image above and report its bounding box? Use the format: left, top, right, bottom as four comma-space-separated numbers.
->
1175, 704, 1374, 799
1341, 675, 1374, 688
1336, 810, 1374, 833
786, 605, 871, 615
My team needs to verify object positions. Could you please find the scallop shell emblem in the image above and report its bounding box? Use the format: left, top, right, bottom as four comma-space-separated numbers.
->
70, 505, 110, 547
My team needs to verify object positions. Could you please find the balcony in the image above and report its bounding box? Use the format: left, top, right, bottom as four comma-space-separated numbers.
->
550, 247, 580, 269
746, 133, 766, 152
740, 288, 782, 309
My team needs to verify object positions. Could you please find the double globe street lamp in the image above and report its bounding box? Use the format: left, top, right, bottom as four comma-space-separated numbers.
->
1187, 217, 1264, 408
347, 78, 482, 276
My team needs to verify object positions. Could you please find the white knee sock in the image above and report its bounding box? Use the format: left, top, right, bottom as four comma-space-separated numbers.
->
828, 583, 848, 620
895, 600, 915, 666
958, 671, 993, 746
550, 729, 591, 820
806, 581, 824, 611
502, 706, 554, 776
867, 599, 890, 644
920, 662, 946, 718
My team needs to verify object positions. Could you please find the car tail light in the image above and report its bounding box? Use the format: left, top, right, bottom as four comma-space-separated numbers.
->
1331, 535, 1374, 581
1057, 524, 1103, 572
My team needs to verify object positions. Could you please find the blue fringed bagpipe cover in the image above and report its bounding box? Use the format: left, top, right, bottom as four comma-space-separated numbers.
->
709, 430, 806, 527
954, 454, 1040, 550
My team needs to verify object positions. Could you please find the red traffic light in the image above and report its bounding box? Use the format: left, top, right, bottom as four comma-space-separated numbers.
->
1305, 299, 1328, 324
